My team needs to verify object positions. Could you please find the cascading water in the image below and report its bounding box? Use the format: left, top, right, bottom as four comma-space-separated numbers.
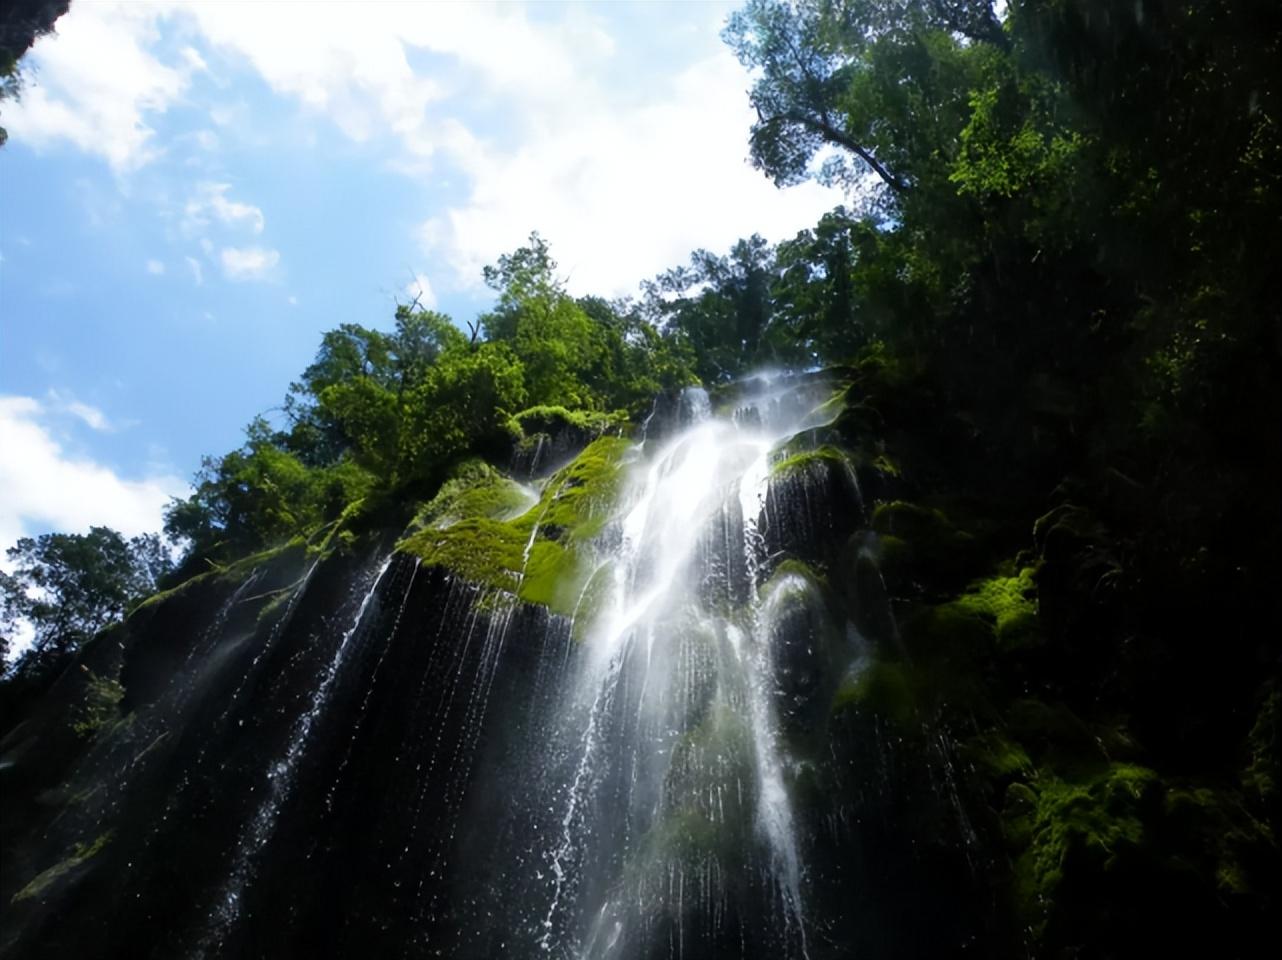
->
1, 374, 993, 960
515, 378, 843, 959
197, 555, 396, 955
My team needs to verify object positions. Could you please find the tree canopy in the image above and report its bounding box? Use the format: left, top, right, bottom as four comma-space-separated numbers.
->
1, 528, 171, 677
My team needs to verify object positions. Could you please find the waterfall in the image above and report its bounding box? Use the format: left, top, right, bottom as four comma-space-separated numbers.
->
4, 375, 999, 960
197, 554, 395, 957
518, 379, 843, 959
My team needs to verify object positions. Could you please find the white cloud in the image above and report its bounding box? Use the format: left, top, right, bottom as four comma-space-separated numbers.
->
220, 246, 279, 281
185, 255, 204, 285
183, 181, 265, 235
179, 3, 838, 294
287, 295, 298, 306
1, 3, 195, 172
405, 273, 437, 310
0, 395, 186, 562
191, 128, 220, 151
44, 389, 116, 432
420, 50, 840, 296
146, 258, 165, 275
181, 46, 208, 73
7, 2, 841, 298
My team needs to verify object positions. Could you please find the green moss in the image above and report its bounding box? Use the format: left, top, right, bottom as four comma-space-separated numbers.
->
568, 561, 616, 643
509, 405, 628, 438
769, 443, 850, 479
1005, 698, 1110, 779
635, 702, 754, 869
71, 670, 125, 738
807, 386, 852, 427
254, 586, 297, 624
310, 497, 371, 555
870, 453, 900, 477
516, 539, 581, 610
873, 499, 956, 541
763, 558, 829, 596
963, 730, 1033, 783
876, 533, 910, 567
135, 539, 306, 616
1163, 784, 1274, 897
532, 435, 631, 539
1243, 683, 1280, 807
411, 459, 536, 531
870, 499, 978, 587
220, 538, 308, 582
399, 436, 631, 616
1008, 764, 1159, 930
900, 601, 993, 661
832, 659, 917, 727
950, 566, 1041, 650
12, 831, 114, 903
401, 517, 526, 595
640, 807, 731, 866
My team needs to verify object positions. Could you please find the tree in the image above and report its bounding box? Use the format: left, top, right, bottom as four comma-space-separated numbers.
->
163, 417, 349, 563
400, 341, 528, 480
0, 527, 171, 678
480, 233, 609, 409
643, 235, 790, 381
723, 0, 1008, 208
280, 309, 466, 470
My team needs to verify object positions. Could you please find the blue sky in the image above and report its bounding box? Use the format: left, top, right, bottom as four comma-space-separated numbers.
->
0, 1, 840, 555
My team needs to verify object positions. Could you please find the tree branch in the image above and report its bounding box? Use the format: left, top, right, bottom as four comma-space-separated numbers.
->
782, 110, 909, 194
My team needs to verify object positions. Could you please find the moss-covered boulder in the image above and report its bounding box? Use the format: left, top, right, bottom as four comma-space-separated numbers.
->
399, 436, 631, 616
508, 405, 627, 478
870, 499, 980, 592
831, 658, 917, 728
1005, 763, 1159, 938
948, 566, 1041, 651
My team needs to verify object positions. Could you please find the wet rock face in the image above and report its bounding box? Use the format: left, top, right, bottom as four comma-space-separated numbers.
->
1, 376, 1005, 960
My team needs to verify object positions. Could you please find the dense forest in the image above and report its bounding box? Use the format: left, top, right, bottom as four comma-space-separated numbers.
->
2, 1, 1279, 958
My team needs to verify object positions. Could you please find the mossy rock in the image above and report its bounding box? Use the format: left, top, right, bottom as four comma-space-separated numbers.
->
509, 404, 627, 439
761, 559, 833, 609
900, 601, 993, 662
1005, 698, 1110, 779
949, 566, 1041, 651
832, 659, 917, 728
1007, 763, 1160, 934
1162, 783, 1276, 897
410, 459, 536, 531
870, 499, 978, 589
399, 436, 631, 616
768, 443, 852, 480
962, 730, 1033, 787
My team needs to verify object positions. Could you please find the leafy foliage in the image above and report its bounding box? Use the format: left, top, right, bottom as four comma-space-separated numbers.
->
0, 528, 171, 677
